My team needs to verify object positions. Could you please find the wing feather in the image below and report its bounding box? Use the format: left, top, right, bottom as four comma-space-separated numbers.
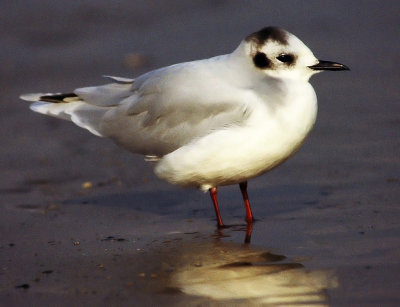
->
100, 60, 253, 156
22, 57, 254, 157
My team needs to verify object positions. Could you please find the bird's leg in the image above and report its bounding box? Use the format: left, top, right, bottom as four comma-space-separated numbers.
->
209, 187, 224, 228
239, 181, 254, 224
244, 221, 253, 244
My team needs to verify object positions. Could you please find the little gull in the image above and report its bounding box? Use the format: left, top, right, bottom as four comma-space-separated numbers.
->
20, 27, 349, 228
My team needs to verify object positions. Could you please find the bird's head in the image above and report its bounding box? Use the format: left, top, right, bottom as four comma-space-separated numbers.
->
240, 27, 349, 81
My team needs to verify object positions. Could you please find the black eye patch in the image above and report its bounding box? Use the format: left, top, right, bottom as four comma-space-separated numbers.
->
276, 53, 295, 64
253, 52, 270, 69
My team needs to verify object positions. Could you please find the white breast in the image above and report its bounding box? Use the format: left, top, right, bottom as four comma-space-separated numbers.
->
154, 80, 317, 191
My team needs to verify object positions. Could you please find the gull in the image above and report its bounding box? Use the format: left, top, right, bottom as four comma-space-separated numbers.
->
20, 27, 349, 228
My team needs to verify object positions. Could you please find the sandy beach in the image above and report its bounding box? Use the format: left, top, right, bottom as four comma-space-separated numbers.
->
1, 1, 399, 306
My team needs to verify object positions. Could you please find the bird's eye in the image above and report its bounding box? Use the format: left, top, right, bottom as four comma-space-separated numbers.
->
276, 54, 294, 64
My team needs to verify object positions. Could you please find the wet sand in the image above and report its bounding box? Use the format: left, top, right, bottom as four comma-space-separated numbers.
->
1, 1, 400, 306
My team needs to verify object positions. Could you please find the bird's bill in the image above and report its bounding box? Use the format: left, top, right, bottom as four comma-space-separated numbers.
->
308, 60, 350, 71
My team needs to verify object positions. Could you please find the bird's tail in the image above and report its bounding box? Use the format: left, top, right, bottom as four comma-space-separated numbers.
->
20, 92, 106, 137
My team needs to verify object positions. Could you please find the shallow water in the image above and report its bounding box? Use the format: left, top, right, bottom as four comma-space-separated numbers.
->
1, 1, 400, 306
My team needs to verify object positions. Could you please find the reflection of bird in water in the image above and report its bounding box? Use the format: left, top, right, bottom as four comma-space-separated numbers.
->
167, 241, 338, 306
20, 27, 348, 227
216, 223, 254, 244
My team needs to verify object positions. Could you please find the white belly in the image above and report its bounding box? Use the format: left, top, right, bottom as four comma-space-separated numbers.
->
154, 85, 318, 191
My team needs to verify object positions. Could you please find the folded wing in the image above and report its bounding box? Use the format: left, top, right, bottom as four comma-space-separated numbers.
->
21, 61, 251, 157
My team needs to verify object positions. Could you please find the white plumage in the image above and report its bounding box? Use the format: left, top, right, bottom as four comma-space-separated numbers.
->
21, 27, 348, 227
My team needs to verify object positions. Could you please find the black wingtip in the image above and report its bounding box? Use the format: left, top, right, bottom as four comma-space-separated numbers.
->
39, 93, 78, 103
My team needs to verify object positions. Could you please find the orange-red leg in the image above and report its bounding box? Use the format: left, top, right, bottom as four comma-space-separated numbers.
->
209, 187, 224, 228
239, 181, 254, 224
245, 222, 253, 244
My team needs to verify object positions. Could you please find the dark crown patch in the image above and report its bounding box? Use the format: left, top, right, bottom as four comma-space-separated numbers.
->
246, 26, 289, 47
